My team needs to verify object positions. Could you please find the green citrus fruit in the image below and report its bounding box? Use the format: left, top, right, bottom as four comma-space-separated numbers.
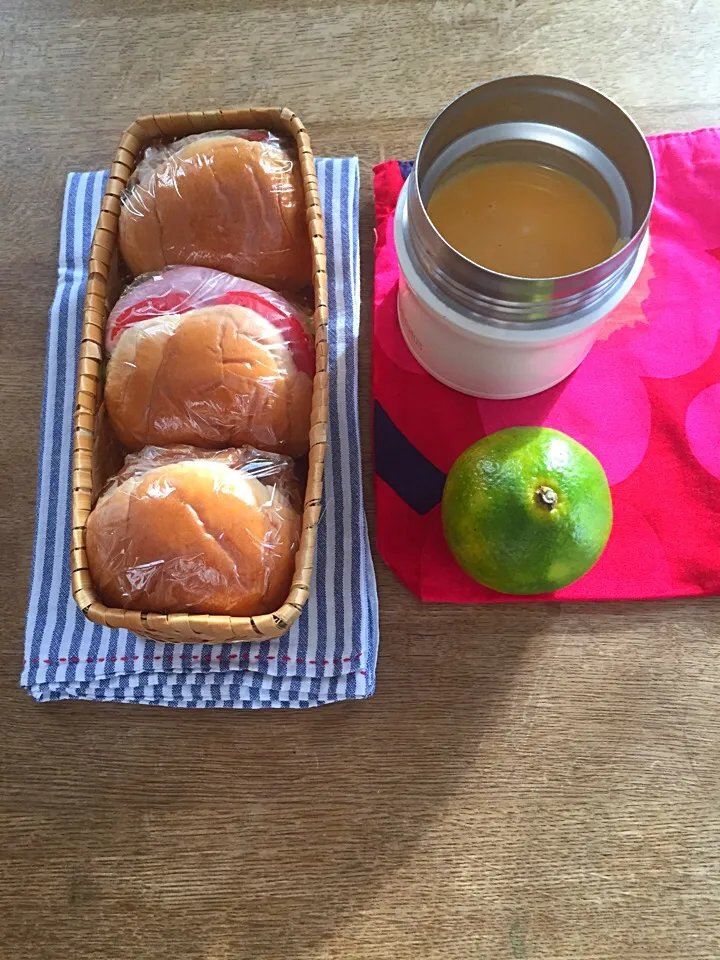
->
441, 427, 613, 595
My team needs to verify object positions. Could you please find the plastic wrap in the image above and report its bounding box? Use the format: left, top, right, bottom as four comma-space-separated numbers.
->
104, 299, 313, 458
105, 265, 313, 371
118, 130, 312, 291
86, 445, 302, 617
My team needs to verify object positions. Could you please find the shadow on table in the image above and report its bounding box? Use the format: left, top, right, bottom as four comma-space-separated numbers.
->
17, 593, 564, 960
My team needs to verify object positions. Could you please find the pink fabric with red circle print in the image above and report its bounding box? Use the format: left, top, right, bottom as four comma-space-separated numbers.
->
372, 130, 720, 601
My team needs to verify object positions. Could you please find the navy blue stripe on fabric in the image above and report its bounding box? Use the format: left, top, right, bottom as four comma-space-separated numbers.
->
180, 642, 194, 680
30, 174, 80, 680
346, 158, 363, 662
170, 678, 185, 707
330, 160, 348, 675
248, 671, 263, 701
289, 675, 302, 702
374, 400, 447, 514
254, 638, 271, 672
226, 674, 242, 702
340, 159, 359, 674
41, 173, 88, 685
152, 679, 165, 705
63, 612, 86, 680
104, 628, 120, 678
398, 160, 414, 181
295, 588, 309, 674
24, 175, 74, 690
83, 625, 104, 682
201, 643, 215, 672
275, 625, 291, 677
122, 632, 138, 676
133, 678, 149, 704
188, 672, 206, 707
161, 641, 174, 674
212, 642, 229, 670
142, 636, 157, 675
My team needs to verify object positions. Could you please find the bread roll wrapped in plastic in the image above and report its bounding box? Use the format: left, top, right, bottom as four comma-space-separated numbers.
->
104, 265, 313, 362
86, 446, 302, 617
105, 301, 313, 457
118, 131, 312, 290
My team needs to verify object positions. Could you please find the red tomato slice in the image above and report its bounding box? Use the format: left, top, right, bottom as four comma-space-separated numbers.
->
237, 130, 270, 142
109, 292, 190, 345
110, 287, 314, 379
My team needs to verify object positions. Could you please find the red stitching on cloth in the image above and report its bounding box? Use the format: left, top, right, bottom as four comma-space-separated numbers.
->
29, 652, 366, 667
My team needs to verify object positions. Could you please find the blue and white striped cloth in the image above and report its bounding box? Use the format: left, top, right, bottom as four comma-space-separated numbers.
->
22, 158, 379, 708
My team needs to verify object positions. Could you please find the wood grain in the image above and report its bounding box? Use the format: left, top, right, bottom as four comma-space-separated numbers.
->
1, 1, 720, 958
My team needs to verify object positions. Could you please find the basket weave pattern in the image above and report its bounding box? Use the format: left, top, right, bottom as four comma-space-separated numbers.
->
70, 108, 329, 643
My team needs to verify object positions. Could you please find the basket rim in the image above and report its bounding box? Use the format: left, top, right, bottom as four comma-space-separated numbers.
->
70, 106, 329, 643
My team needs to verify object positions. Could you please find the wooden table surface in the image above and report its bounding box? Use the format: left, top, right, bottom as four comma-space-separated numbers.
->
2, 2, 720, 957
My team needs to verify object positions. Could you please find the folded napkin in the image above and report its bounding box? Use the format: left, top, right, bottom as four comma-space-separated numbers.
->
23, 158, 379, 707
373, 130, 720, 602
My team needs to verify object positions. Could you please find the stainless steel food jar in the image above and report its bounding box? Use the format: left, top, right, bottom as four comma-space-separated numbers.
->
395, 75, 655, 399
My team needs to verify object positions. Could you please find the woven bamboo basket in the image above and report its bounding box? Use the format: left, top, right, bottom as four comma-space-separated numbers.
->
70, 107, 328, 643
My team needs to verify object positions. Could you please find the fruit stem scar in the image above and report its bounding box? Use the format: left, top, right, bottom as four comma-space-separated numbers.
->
535, 485, 558, 511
